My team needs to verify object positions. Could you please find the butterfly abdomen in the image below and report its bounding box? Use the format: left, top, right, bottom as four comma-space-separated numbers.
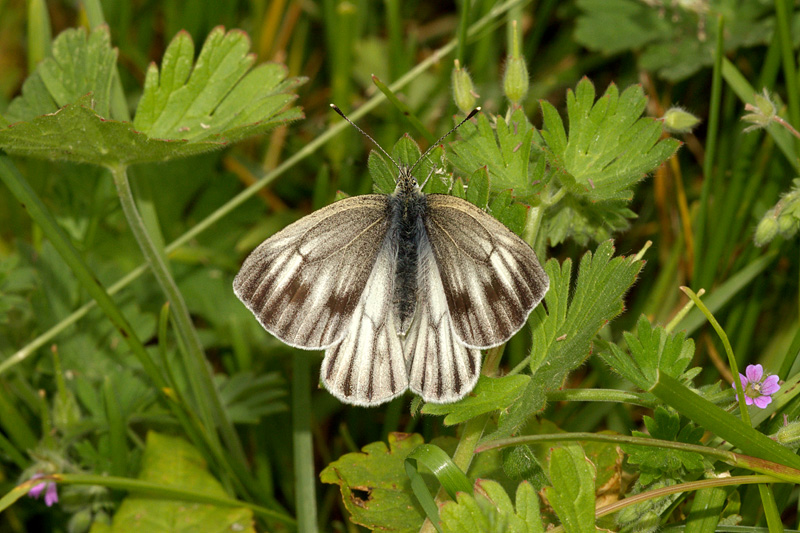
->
391, 187, 427, 333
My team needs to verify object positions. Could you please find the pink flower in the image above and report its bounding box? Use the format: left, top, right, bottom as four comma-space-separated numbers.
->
732, 364, 780, 409
27, 474, 58, 507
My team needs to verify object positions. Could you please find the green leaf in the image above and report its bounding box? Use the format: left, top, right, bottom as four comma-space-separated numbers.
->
598, 315, 696, 389
0, 27, 304, 166
320, 432, 431, 533
421, 374, 530, 425
539, 79, 679, 245
622, 407, 705, 485
440, 480, 544, 533
104, 432, 254, 532
5, 26, 117, 122
448, 109, 544, 199
575, 0, 776, 81
465, 166, 490, 209
543, 445, 597, 533
495, 241, 642, 438
489, 190, 529, 236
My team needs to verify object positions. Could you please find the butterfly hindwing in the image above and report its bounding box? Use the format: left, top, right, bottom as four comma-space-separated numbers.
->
321, 237, 408, 406
423, 194, 549, 349
406, 233, 482, 403
233, 195, 391, 349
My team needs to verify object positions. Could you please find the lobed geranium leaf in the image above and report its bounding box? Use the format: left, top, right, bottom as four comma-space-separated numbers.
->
0, 26, 304, 166
103, 432, 254, 532
622, 407, 705, 485
320, 432, 431, 533
448, 109, 544, 199
133, 26, 303, 142
5, 26, 117, 122
538, 79, 679, 245
598, 315, 696, 390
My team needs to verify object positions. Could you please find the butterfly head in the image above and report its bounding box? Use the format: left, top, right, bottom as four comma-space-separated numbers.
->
395, 163, 422, 197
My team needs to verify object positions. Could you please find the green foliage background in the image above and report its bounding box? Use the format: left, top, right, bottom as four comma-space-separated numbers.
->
2, 0, 800, 532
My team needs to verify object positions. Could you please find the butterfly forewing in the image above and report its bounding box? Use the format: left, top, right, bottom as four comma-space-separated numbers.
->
406, 234, 482, 403
321, 236, 409, 406
233, 195, 391, 349
423, 194, 549, 349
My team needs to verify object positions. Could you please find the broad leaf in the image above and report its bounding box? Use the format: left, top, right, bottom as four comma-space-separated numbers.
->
102, 432, 253, 532
575, 0, 775, 81
320, 432, 431, 533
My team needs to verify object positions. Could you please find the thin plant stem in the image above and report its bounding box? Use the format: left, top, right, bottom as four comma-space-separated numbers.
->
292, 353, 319, 533
108, 163, 252, 488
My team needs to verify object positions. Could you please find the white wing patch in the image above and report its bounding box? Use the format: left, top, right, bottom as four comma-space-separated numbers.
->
321, 237, 408, 406
424, 194, 549, 349
233, 195, 390, 350
406, 234, 482, 403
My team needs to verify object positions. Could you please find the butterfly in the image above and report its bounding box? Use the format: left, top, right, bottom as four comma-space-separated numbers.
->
233, 105, 549, 406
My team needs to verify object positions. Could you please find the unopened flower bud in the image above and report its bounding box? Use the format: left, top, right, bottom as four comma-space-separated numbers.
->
662, 107, 700, 133
503, 20, 529, 105
754, 209, 778, 246
504, 56, 529, 105
773, 420, 800, 451
778, 212, 798, 237
452, 59, 477, 115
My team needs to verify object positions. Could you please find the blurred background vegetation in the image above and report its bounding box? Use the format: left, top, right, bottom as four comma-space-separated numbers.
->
2, 0, 800, 530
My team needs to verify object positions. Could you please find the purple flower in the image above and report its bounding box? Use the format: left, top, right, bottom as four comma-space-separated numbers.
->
27, 474, 58, 507
732, 364, 780, 409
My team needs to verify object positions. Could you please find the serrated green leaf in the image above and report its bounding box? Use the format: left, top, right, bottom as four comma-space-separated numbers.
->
320, 432, 430, 533
544, 445, 596, 533
465, 166, 490, 208
0, 95, 222, 164
369, 150, 397, 194
5, 26, 117, 122
422, 374, 530, 425
448, 109, 543, 198
622, 407, 705, 485
440, 480, 544, 533
105, 432, 254, 532
515, 481, 545, 533
489, 190, 528, 236
134, 27, 302, 141
598, 315, 696, 389
552, 80, 679, 199
539, 79, 679, 245
495, 241, 642, 438
0, 27, 304, 166
441, 491, 490, 533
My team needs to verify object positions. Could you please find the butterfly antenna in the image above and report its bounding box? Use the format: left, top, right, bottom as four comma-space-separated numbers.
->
330, 104, 401, 170
409, 107, 481, 175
